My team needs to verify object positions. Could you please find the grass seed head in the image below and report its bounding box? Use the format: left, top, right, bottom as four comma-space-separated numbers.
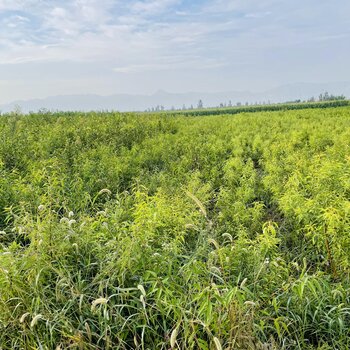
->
137, 284, 146, 297
170, 327, 178, 348
240, 278, 248, 288
98, 188, 112, 196
20, 312, 30, 323
91, 297, 108, 311
30, 314, 43, 328
213, 337, 222, 350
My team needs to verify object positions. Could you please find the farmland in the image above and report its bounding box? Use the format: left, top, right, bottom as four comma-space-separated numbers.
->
0, 106, 349, 349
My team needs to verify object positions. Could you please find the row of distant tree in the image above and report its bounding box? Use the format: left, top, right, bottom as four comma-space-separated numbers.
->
145, 92, 346, 112
316, 92, 346, 101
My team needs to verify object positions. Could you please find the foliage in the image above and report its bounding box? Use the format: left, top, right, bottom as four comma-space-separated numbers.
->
0, 107, 349, 349
169, 100, 350, 117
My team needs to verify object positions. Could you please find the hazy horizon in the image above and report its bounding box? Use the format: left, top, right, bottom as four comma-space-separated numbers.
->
1, 0, 350, 105
1, 81, 350, 113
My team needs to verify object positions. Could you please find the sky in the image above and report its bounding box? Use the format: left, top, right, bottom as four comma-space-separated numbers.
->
0, 0, 349, 104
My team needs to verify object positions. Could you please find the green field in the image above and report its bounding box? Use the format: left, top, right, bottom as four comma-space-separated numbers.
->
0, 107, 349, 349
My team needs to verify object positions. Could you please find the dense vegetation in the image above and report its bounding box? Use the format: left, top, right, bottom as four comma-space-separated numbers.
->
171, 100, 350, 117
0, 107, 349, 349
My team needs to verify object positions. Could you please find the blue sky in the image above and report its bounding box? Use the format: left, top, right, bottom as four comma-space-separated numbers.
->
0, 0, 349, 103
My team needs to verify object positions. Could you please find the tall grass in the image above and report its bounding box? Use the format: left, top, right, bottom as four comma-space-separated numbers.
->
0, 107, 349, 349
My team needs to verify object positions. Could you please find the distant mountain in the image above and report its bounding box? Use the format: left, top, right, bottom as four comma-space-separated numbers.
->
1, 82, 350, 113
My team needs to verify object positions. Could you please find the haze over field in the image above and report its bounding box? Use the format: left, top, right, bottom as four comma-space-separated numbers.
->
1, 82, 350, 113
1, 0, 350, 109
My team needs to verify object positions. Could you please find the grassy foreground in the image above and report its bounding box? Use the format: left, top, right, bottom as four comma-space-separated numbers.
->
0, 107, 349, 349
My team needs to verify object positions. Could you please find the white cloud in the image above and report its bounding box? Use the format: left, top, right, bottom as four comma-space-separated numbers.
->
0, 0, 348, 68
244, 11, 271, 19
0, 0, 238, 69
0, 0, 350, 103
131, 0, 180, 15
